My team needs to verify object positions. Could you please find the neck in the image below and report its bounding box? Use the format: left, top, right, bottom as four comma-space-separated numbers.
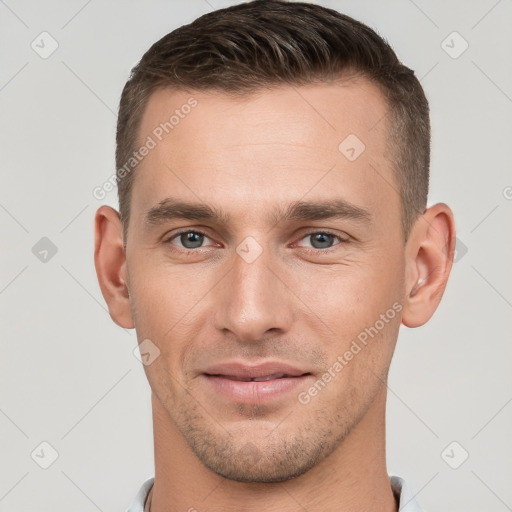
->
149, 385, 396, 512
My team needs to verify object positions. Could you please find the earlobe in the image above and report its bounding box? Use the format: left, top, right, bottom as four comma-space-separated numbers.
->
401, 203, 456, 328
94, 205, 134, 329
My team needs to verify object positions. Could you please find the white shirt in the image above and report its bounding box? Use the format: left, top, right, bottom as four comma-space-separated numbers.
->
126, 474, 423, 511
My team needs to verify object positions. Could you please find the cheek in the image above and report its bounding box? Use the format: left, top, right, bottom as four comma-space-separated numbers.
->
290, 254, 403, 371
129, 267, 206, 394
293, 254, 402, 323
128, 259, 210, 351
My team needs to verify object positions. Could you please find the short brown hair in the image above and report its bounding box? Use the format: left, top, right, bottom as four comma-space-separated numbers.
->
116, 0, 430, 244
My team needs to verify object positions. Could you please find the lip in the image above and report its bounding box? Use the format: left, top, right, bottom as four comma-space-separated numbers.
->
202, 361, 310, 380
202, 374, 313, 404
201, 361, 313, 405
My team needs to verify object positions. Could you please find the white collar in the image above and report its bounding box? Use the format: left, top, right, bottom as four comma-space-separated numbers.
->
127, 474, 424, 511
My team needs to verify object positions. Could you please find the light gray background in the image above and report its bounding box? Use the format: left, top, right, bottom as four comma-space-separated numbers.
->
1, 0, 511, 511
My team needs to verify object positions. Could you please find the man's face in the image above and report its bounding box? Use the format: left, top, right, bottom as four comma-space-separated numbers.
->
125, 80, 406, 482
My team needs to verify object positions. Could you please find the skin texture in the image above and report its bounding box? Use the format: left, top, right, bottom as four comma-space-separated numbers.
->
94, 80, 456, 512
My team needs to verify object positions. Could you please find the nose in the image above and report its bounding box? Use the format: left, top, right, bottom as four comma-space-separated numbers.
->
214, 239, 295, 343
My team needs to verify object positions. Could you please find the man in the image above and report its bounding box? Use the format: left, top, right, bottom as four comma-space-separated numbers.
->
94, 1, 456, 510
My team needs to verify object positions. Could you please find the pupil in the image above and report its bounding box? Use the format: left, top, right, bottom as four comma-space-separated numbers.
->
311, 233, 333, 249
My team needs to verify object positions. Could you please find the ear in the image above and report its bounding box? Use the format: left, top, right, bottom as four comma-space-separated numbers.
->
94, 205, 134, 329
401, 202, 456, 328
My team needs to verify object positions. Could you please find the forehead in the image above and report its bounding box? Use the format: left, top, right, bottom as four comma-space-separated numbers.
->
138, 78, 389, 152
131, 80, 399, 232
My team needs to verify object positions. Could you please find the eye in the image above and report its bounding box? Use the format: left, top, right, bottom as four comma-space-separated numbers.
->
165, 229, 214, 250
163, 229, 349, 254
296, 231, 348, 251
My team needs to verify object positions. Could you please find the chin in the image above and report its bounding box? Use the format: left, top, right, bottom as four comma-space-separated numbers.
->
201, 456, 317, 483
186, 433, 329, 484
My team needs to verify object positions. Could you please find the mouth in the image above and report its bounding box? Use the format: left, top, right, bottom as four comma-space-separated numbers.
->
202, 360, 311, 380
200, 362, 314, 404
205, 372, 311, 382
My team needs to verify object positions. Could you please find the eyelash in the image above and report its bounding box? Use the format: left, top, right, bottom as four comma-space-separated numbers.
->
163, 228, 349, 255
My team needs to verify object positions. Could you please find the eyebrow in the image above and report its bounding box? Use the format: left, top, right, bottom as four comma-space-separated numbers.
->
144, 197, 372, 227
